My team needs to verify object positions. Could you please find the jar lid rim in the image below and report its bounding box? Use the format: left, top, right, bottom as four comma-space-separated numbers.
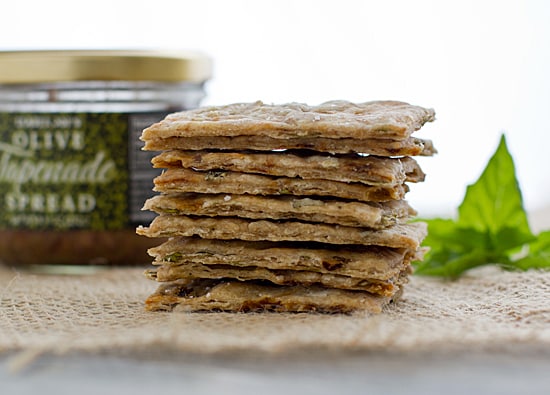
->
0, 50, 213, 84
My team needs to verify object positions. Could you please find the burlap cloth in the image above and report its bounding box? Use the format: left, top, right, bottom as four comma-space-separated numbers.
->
1, 264, 549, 361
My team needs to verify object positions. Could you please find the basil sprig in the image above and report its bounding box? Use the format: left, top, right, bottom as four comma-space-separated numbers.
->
415, 135, 550, 278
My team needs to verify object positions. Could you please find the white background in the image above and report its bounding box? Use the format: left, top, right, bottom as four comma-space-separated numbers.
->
2, 0, 549, 224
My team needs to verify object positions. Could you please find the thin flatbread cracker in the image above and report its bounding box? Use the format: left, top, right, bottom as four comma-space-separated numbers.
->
140, 100, 435, 141
145, 278, 401, 313
137, 216, 427, 249
152, 151, 425, 186
142, 135, 436, 157
148, 237, 422, 279
154, 168, 409, 202
143, 194, 416, 228
145, 261, 410, 295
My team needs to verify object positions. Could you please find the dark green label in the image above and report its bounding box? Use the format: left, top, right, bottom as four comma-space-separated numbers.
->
0, 112, 162, 230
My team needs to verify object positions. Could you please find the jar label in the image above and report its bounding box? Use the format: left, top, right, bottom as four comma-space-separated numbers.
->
0, 112, 163, 230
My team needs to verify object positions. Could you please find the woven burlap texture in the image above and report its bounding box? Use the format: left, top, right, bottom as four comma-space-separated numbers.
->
1, 265, 549, 356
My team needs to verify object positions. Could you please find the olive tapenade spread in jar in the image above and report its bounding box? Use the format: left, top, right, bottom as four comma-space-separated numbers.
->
0, 50, 212, 266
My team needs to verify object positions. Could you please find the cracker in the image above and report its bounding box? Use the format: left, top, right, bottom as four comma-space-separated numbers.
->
145, 278, 401, 313
143, 194, 416, 228
145, 265, 406, 296
141, 100, 435, 141
154, 168, 409, 202
148, 237, 422, 279
142, 135, 436, 157
152, 151, 425, 186
137, 216, 427, 249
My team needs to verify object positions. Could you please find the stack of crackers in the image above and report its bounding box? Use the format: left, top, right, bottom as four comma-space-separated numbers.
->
137, 100, 435, 313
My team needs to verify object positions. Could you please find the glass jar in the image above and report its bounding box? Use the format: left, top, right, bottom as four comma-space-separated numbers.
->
0, 50, 212, 266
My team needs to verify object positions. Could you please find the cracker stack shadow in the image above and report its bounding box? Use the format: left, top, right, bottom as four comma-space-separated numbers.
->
136, 100, 435, 313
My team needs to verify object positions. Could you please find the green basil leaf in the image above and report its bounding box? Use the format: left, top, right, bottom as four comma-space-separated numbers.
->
422, 218, 489, 250
416, 219, 503, 277
414, 134, 547, 278
415, 248, 500, 279
457, 135, 535, 250
512, 230, 550, 270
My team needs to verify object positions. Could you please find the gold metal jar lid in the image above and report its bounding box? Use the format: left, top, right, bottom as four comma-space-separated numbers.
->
0, 50, 212, 84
